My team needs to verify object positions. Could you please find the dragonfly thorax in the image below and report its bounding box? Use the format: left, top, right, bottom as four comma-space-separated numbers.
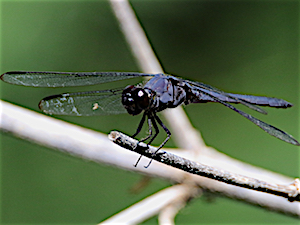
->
122, 85, 151, 115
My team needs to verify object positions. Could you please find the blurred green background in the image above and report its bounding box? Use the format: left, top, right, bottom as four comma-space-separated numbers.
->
1, 1, 299, 224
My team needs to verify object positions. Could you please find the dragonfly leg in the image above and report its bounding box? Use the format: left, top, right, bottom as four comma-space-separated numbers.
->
132, 113, 147, 167
147, 113, 160, 145
133, 113, 156, 167
134, 116, 154, 167
134, 113, 160, 167
139, 116, 153, 142
131, 112, 146, 138
144, 113, 171, 168
153, 113, 171, 151
134, 155, 143, 167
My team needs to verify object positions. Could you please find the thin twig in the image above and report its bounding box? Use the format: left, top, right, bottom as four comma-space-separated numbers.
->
158, 185, 199, 225
109, 131, 300, 202
100, 184, 192, 225
158, 200, 186, 225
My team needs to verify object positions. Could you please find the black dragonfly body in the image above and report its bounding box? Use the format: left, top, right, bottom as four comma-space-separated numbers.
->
1, 71, 299, 151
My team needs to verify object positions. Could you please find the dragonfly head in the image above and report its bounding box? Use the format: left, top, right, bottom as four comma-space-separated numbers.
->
122, 85, 150, 115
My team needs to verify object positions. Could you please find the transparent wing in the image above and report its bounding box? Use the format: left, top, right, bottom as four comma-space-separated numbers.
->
182, 78, 268, 114
199, 88, 300, 146
0, 71, 155, 87
39, 88, 127, 116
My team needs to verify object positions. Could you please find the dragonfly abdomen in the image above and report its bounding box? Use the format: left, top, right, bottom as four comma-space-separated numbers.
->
189, 91, 292, 108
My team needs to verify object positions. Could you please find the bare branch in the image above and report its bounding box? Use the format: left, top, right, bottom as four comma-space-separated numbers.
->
109, 131, 300, 202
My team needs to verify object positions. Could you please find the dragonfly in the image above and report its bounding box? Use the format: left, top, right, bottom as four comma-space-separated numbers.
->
1, 71, 299, 162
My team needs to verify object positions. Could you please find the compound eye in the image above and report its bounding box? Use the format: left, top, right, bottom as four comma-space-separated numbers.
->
136, 89, 150, 109
124, 93, 134, 103
122, 85, 143, 115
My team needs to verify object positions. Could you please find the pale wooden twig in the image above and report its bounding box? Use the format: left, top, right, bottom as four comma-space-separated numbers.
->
1, 101, 300, 218
101, 184, 192, 225
158, 185, 199, 225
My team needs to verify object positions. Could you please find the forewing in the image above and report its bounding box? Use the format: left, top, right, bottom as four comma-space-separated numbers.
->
184, 79, 268, 114
39, 88, 127, 116
0, 71, 154, 87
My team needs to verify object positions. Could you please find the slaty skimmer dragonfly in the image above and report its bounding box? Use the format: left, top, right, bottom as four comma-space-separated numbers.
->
1, 71, 299, 151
